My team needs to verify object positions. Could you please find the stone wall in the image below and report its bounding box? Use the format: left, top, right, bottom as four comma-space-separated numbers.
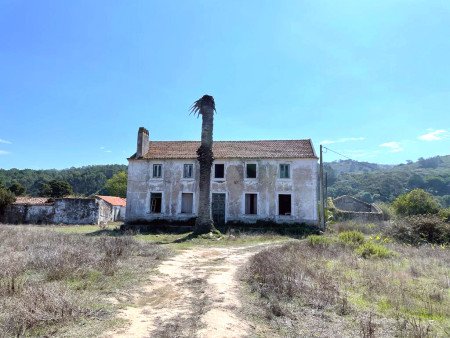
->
0, 198, 110, 225
330, 196, 383, 222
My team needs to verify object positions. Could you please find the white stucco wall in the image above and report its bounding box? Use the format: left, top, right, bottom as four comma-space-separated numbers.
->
126, 158, 318, 224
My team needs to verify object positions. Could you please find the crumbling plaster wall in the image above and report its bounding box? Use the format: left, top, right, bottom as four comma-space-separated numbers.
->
126, 158, 318, 224
52, 198, 100, 224
1, 199, 106, 225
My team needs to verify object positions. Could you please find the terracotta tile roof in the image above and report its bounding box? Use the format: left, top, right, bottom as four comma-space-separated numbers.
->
96, 195, 127, 207
131, 140, 317, 160
14, 197, 53, 205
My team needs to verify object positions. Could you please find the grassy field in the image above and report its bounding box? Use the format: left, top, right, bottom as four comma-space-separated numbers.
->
242, 222, 450, 337
0, 225, 170, 337
43, 223, 291, 250
0, 223, 291, 336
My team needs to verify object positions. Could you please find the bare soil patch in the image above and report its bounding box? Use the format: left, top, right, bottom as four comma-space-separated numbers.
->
106, 244, 269, 338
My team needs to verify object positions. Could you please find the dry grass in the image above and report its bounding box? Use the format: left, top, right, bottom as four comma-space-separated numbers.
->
0, 226, 169, 337
242, 225, 450, 337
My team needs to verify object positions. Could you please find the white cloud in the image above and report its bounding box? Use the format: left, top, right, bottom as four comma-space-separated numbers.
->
0, 150, 10, 155
418, 129, 449, 141
0, 139, 11, 144
321, 137, 365, 145
380, 141, 403, 153
100, 146, 112, 153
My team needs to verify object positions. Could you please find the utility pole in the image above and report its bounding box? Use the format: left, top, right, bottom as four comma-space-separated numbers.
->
319, 145, 325, 230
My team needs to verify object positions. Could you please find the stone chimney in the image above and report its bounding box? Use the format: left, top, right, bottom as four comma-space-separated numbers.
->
136, 127, 149, 158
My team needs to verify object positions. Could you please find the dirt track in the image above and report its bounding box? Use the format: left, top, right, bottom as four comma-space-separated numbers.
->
106, 244, 265, 338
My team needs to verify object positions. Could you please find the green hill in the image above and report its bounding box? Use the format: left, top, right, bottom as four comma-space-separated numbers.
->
0, 164, 127, 197
326, 155, 450, 207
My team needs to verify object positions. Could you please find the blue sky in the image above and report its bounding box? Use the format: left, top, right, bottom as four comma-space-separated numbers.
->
0, 0, 449, 169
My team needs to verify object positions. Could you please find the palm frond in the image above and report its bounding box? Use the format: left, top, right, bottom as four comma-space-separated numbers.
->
189, 95, 216, 117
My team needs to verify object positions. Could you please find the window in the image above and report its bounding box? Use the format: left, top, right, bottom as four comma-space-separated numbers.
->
153, 164, 162, 178
278, 194, 291, 215
181, 193, 193, 213
279, 164, 290, 179
245, 194, 257, 215
246, 163, 257, 178
150, 193, 162, 213
214, 164, 225, 178
183, 164, 193, 178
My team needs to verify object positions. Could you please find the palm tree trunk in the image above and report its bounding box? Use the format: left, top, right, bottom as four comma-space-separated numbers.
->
194, 103, 216, 234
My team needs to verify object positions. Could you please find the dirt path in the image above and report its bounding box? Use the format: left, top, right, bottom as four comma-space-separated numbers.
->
106, 244, 267, 338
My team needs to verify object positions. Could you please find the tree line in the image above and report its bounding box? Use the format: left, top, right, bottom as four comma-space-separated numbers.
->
0, 164, 127, 199
326, 155, 450, 207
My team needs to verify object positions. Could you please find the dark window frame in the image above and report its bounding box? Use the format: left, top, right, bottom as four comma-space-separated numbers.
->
279, 164, 290, 179
150, 192, 162, 213
183, 164, 194, 179
214, 163, 225, 179
153, 164, 162, 178
278, 194, 292, 215
246, 163, 257, 179
245, 193, 258, 215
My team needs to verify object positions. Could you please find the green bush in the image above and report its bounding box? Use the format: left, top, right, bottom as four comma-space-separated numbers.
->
355, 242, 392, 259
307, 235, 334, 247
330, 221, 383, 235
438, 208, 450, 222
0, 188, 16, 210
390, 214, 450, 245
392, 189, 440, 216
338, 231, 365, 247
376, 202, 394, 221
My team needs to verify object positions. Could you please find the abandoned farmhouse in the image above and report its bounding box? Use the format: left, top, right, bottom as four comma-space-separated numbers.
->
126, 127, 319, 226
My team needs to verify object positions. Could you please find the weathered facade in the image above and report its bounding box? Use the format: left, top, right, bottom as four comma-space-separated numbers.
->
1, 197, 119, 225
96, 195, 127, 222
126, 127, 319, 225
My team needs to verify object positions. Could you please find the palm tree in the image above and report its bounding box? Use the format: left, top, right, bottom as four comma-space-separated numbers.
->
190, 94, 216, 234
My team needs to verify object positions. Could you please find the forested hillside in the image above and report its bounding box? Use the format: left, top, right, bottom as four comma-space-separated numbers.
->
0, 165, 127, 196
1, 155, 449, 206
326, 155, 450, 207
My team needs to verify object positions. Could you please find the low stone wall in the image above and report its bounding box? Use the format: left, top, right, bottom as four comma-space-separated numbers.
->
53, 198, 100, 225
329, 196, 383, 222
0, 198, 107, 225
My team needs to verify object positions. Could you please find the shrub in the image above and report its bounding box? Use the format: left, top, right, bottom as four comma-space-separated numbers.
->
438, 208, 450, 222
0, 283, 87, 336
330, 221, 383, 235
0, 226, 169, 336
307, 235, 334, 247
376, 203, 393, 221
246, 242, 340, 308
0, 188, 15, 210
390, 214, 450, 245
8, 182, 26, 196
392, 189, 440, 216
355, 242, 392, 259
338, 231, 365, 247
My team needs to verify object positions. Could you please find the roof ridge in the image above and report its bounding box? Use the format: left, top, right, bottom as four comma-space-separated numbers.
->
149, 139, 312, 143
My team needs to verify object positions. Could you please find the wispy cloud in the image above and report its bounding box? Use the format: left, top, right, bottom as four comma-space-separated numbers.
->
380, 141, 403, 153
0, 150, 10, 155
100, 146, 113, 153
418, 129, 449, 141
0, 139, 11, 144
321, 137, 365, 145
